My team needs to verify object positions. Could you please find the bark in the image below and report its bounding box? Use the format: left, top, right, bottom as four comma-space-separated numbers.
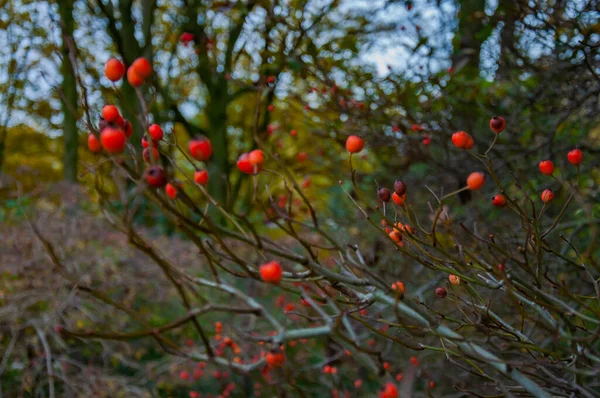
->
206, 83, 231, 210
451, 0, 487, 78
58, 0, 79, 182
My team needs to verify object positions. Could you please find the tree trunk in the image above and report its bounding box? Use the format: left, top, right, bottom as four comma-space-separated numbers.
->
451, 0, 487, 79
58, 0, 78, 182
206, 87, 230, 211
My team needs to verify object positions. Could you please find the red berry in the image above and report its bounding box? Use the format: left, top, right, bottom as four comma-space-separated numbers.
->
237, 153, 258, 175
87, 134, 102, 153
267, 76, 276, 84
180, 370, 189, 381
379, 382, 398, 398
539, 160, 554, 175
541, 189, 554, 203
260, 260, 282, 284
451, 131, 469, 148
141, 135, 158, 149
122, 120, 132, 138
127, 67, 144, 87
194, 170, 209, 185
143, 147, 159, 163
346, 135, 365, 153
179, 32, 194, 44
104, 58, 126, 82
290, 130, 297, 137
131, 57, 152, 78
100, 127, 126, 153
296, 152, 308, 162
166, 183, 178, 199
567, 149, 583, 165
145, 166, 167, 187
148, 124, 164, 141
492, 194, 506, 207
435, 287, 447, 298
489, 116, 505, 134
102, 105, 120, 123
466, 172, 485, 190
188, 137, 213, 161
248, 149, 265, 166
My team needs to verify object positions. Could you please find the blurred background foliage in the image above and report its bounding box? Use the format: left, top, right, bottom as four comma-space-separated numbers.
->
0, 0, 599, 396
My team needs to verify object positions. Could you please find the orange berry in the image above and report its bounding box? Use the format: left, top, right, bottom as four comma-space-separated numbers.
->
492, 194, 506, 207
541, 189, 554, 203
131, 57, 152, 78
464, 134, 474, 149
248, 149, 265, 166
100, 127, 126, 153
104, 58, 126, 82
345, 135, 365, 153
87, 134, 102, 153
102, 105, 120, 123
265, 350, 284, 367
466, 172, 485, 190
539, 160, 554, 175
391, 192, 406, 206
148, 124, 164, 141
391, 281, 405, 293
451, 131, 469, 148
567, 149, 583, 165
389, 230, 402, 244
127, 67, 144, 87
449, 274, 461, 285
489, 116, 505, 133
260, 261, 282, 284
194, 170, 209, 185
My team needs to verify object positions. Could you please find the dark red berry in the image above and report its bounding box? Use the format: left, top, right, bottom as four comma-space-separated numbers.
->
378, 188, 391, 202
393, 180, 407, 196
